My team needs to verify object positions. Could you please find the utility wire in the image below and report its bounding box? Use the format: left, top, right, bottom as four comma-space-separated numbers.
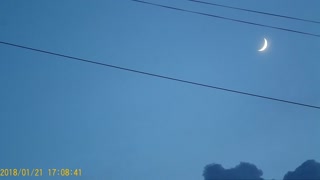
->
189, 0, 320, 24
131, 0, 320, 38
1, 41, 319, 110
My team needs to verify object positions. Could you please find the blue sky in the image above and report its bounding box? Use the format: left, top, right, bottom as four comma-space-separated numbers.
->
0, 0, 319, 179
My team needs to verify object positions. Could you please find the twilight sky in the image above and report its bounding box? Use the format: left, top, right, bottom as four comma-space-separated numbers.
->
0, 0, 320, 179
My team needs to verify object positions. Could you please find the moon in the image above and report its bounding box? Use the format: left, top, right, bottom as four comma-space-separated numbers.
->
258, 38, 268, 52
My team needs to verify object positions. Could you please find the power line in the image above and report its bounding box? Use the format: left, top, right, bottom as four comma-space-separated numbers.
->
189, 0, 320, 24
131, 0, 320, 38
1, 40, 319, 110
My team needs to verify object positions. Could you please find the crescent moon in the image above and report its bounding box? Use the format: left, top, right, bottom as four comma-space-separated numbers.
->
258, 38, 268, 52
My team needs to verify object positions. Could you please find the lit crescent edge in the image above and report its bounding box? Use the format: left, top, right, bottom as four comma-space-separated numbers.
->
258, 38, 268, 51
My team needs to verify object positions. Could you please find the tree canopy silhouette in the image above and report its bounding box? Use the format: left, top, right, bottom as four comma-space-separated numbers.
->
203, 162, 264, 180
283, 160, 320, 180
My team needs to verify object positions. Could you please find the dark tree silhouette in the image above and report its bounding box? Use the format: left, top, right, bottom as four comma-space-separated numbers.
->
203, 162, 264, 180
283, 160, 320, 180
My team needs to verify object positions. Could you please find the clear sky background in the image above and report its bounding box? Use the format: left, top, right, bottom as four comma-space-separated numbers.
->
0, 0, 319, 179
